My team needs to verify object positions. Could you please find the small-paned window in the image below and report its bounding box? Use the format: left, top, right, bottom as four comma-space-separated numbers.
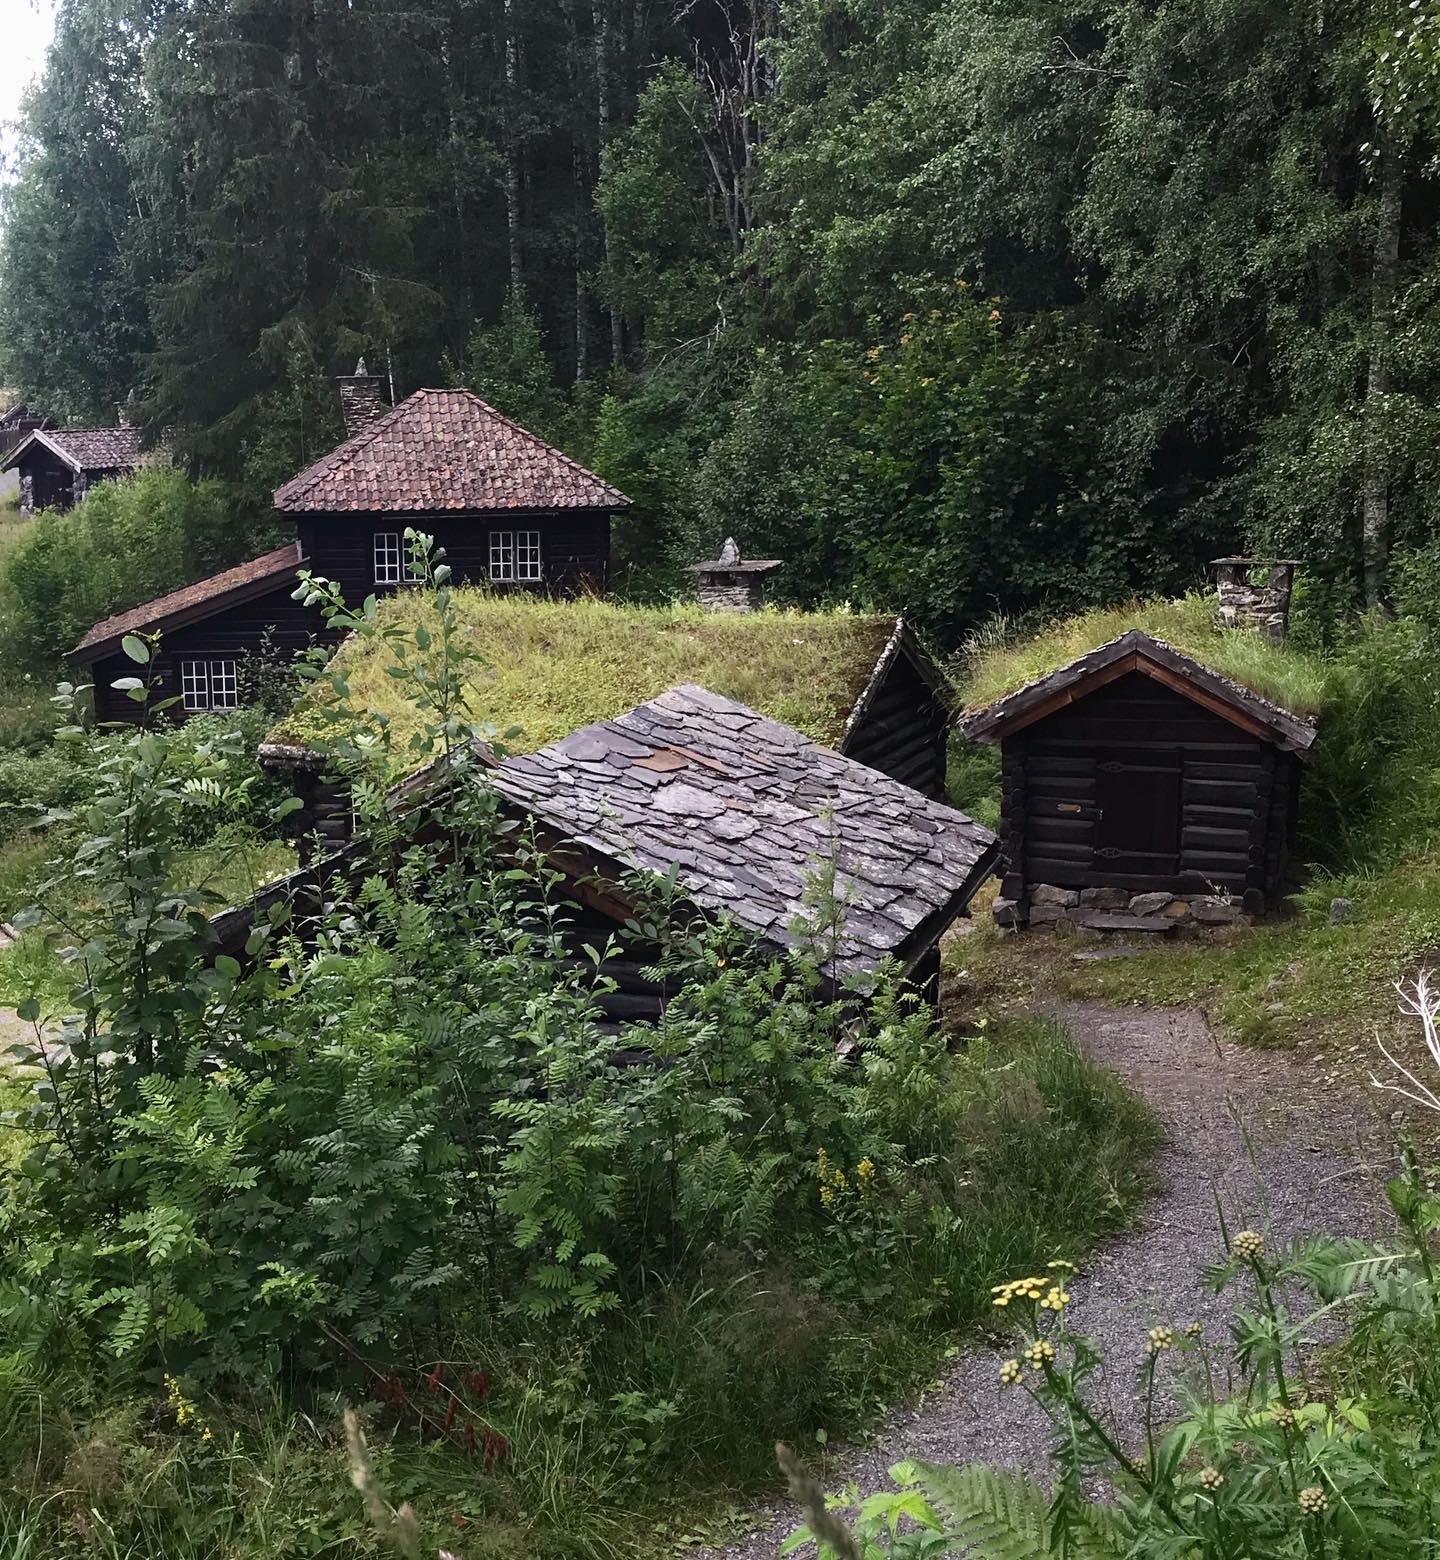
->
489, 529, 542, 583
209, 660, 239, 709
374, 531, 402, 584
374, 531, 422, 584
180, 660, 209, 712
180, 659, 240, 712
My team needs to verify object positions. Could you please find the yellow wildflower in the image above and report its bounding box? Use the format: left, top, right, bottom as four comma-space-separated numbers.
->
1022, 1339, 1055, 1371
1185, 1320, 1204, 1339
1148, 1326, 1175, 1355
1232, 1230, 1266, 1261
857, 1157, 876, 1184
998, 1358, 1023, 1386
1271, 1404, 1298, 1431
1199, 1466, 1224, 1492
1040, 1285, 1070, 1311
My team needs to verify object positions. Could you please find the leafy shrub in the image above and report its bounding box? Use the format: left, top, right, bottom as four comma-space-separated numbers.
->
0, 542, 1157, 1554
0, 467, 281, 672
0, 743, 91, 842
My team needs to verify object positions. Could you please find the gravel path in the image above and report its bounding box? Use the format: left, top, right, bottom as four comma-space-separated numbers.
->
697, 1001, 1392, 1558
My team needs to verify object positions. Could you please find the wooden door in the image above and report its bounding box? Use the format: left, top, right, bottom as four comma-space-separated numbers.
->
1094, 752, 1181, 877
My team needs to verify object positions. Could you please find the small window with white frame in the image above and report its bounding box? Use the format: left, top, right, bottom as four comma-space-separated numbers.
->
374, 531, 402, 584
489, 528, 543, 583
374, 530, 423, 585
209, 659, 239, 709
180, 659, 240, 712
181, 660, 209, 712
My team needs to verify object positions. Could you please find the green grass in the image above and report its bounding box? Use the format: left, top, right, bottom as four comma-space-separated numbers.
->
0, 834, 296, 1012
272, 590, 902, 759
948, 857, 1440, 1107
961, 592, 1329, 716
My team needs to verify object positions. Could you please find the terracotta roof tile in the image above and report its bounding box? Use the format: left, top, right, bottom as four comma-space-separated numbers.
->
2, 426, 156, 474
492, 684, 999, 982
70, 542, 303, 660
274, 388, 631, 515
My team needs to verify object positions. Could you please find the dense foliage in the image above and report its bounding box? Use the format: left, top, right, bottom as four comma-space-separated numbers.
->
5, 0, 1437, 631
0, 469, 284, 674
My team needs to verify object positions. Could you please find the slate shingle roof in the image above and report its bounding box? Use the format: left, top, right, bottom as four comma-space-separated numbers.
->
960, 630, 1318, 757
70, 542, 303, 660
2, 426, 153, 473
491, 684, 999, 981
273, 388, 631, 515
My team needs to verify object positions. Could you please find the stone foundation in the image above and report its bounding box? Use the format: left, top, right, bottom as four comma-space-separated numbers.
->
993, 884, 1246, 933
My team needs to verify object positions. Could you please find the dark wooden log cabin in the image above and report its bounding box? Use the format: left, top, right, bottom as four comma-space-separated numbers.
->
214, 685, 1000, 1024
2, 424, 156, 514
65, 368, 631, 722
960, 631, 1317, 930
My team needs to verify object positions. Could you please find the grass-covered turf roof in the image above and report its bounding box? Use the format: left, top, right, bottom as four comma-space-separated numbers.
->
960, 594, 1329, 718
272, 591, 904, 758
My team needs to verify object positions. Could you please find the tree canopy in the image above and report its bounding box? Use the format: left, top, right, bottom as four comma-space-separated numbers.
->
2, 0, 1436, 636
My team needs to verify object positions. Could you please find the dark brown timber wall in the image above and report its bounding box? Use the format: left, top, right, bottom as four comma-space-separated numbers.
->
842, 648, 949, 800
1001, 671, 1300, 914
294, 510, 612, 605
87, 581, 319, 724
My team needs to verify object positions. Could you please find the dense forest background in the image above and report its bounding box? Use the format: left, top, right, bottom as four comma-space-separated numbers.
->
4, 0, 1440, 641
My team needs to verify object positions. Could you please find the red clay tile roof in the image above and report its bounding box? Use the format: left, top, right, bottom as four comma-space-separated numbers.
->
273, 388, 631, 515
2, 426, 155, 474
69, 542, 303, 661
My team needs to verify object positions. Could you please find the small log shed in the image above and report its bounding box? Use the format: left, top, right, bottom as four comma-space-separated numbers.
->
217, 685, 999, 1024
960, 631, 1317, 931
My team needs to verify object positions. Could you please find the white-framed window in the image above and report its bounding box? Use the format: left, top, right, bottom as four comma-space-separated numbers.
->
374, 531, 402, 584
180, 659, 239, 712
489, 528, 543, 583
374, 531, 422, 585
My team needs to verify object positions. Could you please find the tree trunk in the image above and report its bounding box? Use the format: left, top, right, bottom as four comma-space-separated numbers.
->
1362, 156, 1402, 612
503, 0, 523, 298
593, 0, 623, 362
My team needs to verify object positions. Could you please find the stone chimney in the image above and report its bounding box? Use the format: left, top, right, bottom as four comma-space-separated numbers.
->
1213, 557, 1299, 643
690, 537, 783, 613
337, 357, 389, 439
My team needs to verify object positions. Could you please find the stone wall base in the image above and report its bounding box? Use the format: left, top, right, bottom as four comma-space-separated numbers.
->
993, 884, 1246, 933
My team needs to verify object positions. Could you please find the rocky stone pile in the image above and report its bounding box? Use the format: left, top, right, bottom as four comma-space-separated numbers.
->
995, 883, 1243, 934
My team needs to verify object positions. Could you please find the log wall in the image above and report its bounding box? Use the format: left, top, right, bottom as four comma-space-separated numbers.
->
1004, 672, 1301, 915
842, 645, 949, 799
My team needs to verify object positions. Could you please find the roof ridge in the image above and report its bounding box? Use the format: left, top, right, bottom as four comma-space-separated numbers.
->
70, 541, 302, 656
424, 387, 627, 494
272, 390, 425, 507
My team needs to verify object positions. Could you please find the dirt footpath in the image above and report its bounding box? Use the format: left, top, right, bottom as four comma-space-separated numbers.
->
695, 1002, 1392, 1559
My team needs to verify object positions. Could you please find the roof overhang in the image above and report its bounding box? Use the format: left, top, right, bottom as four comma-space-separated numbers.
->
1, 427, 82, 474
960, 631, 1318, 759
68, 550, 304, 664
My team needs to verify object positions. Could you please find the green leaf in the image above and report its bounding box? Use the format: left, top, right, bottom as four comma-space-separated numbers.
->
214, 955, 242, 980
121, 634, 151, 664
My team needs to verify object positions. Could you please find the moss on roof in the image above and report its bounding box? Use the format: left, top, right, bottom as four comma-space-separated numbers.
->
272, 590, 903, 759
961, 594, 1329, 719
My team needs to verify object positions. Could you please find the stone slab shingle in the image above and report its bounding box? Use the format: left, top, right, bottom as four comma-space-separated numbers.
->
492, 684, 999, 982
